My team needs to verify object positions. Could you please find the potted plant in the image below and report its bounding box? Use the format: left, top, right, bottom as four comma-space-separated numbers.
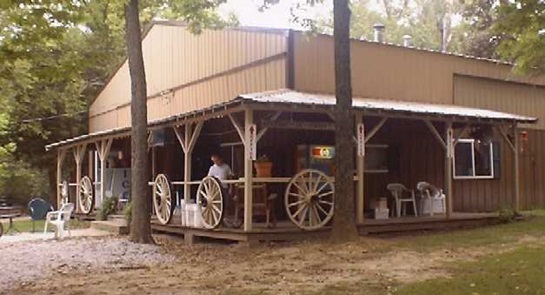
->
254, 154, 273, 177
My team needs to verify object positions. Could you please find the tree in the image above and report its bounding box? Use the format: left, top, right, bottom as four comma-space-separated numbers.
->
125, 0, 152, 243
494, 0, 545, 74
331, 0, 359, 241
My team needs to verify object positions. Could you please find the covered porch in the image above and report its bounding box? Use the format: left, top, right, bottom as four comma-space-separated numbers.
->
45, 89, 536, 242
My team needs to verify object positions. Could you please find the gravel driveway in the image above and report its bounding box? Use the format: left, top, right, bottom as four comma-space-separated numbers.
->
0, 237, 173, 294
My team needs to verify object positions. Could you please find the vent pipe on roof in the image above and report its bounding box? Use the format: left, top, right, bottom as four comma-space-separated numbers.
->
373, 23, 385, 43
402, 35, 412, 47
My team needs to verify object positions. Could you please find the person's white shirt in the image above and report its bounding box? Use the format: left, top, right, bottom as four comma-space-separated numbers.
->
208, 163, 233, 182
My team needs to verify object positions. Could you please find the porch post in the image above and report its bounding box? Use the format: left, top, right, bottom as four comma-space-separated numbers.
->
513, 124, 520, 212
445, 122, 454, 218
243, 108, 254, 231
95, 138, 113, 207
356, 115, 365, 224
183, 125, 191, 203
72, 144, 87, 213
56, 149, 67, 209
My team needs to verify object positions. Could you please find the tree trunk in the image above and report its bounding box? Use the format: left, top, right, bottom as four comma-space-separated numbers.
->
331, 0, 358, 242
125, 0, 153, 244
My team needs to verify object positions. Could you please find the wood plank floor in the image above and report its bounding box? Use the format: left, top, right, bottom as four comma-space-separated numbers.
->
151, 212, 500, 244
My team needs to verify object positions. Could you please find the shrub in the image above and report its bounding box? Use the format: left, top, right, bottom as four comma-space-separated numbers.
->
96, 196, 118, 221
124, 201, 132, 225
498, 206, 515, 224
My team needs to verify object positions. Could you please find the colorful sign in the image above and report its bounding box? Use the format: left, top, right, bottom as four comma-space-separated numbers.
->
311, 146, 335, 159
357, 123, 365, 157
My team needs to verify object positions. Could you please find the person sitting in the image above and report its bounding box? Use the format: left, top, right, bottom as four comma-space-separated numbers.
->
207, 154, 233, 183
207, 154, 239, 227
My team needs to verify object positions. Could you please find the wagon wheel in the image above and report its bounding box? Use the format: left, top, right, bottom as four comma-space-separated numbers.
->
78, 176, 95, 215
196, 176, 224, 229
153, 174, 173, 225
285, 169, 335, 230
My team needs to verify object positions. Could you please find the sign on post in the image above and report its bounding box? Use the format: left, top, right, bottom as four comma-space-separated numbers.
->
357, 123, 365, 157
247, 124, 257, 160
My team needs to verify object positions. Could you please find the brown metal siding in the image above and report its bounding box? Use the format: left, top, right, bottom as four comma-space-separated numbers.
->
293, 32, 545, 106
89, 25, 287, 132
454, 75, 545, 130
90, 58, 286, 130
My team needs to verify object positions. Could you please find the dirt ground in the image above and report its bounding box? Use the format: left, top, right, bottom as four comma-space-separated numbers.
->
6, 232, 539, 295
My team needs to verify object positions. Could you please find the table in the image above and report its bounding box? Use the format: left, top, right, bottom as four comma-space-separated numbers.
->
0, 205, 22, 236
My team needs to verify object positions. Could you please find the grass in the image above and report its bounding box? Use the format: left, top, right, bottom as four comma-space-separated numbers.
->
1, 218, 90, 233
312, 211, 545, 295
394, 210, 545, 251
395, 246, 545, 295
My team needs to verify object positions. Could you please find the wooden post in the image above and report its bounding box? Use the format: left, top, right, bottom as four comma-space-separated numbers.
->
184, 125, 192, 203
356, 116, 365, 224
513, 124, 520, 212
56, 149, 67, 209
72, 144, 87, 213
95, 138, 113, 207
243, 108, 254, 232
445, 122, 453, 218
174, 122, 203, 204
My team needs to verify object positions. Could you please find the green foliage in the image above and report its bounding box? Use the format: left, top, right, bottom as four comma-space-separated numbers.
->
124, 201, 133, 225
96, 196, 119, 221
495, 0, 545, 74
0, 0, 235, 205
498, 205, 516, 223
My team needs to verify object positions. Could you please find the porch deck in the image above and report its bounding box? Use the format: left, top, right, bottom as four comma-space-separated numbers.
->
150, 212, 500, 244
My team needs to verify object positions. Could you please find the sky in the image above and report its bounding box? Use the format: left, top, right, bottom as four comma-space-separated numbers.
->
219, 0, 333, 29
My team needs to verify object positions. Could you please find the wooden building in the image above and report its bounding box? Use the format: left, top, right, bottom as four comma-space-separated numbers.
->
46, 21, 545, 241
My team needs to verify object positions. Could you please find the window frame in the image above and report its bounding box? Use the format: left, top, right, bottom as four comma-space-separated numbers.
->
453, 138, 495, 180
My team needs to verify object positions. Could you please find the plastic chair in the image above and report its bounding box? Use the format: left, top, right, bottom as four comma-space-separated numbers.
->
416, 181, 446, 216
44, 203, 74, 239
386, 183, 418, 217
28, 198, 53, 232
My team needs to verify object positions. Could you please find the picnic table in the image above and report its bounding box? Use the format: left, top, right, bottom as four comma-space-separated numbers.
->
0, 205, 22, 236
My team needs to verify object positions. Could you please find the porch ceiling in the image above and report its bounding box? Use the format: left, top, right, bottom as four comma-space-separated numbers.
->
239, 89, 538, 124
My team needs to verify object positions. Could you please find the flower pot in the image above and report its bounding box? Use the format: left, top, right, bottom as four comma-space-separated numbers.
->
254, 161, 273, 177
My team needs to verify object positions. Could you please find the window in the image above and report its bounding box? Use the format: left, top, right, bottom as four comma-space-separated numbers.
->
454, 139, 496, 179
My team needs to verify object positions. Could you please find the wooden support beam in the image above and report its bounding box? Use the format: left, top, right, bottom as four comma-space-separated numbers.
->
184, 124, 192, 203
356, 116, 365, 224
444, 122, 453, 219
498, 125, 516, 152
364, 117, 388, 144
256, 111, 282, 143
425, 120, 447, 149
453, 124, 470, 146
228, 114, 245, 145
173, 126, 188, 153
72, 144, 87, 213
188, 121, 204, 152
513, 124, 520, 212
56, 149, 67, 209
95, 138, 113, 207
243, 108, 254, 232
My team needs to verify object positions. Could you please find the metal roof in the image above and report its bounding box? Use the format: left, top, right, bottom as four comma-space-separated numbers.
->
46, 89, 537, 151
239, 89, 538, 123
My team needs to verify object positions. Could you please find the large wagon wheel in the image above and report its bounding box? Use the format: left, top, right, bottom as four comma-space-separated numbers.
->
285, 169, 335, 230
78, 176, 95, 215
196, 176, 224, 229
153, 174, 173, 225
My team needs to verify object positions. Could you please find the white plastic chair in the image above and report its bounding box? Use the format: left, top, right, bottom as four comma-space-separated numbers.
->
44, 203, 75, 239
416, 182, 446, 216
386, 183, 418, 217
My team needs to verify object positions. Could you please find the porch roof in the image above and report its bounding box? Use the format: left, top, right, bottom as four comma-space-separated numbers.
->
46, 89, 537, 151
239, 89, 538, 124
